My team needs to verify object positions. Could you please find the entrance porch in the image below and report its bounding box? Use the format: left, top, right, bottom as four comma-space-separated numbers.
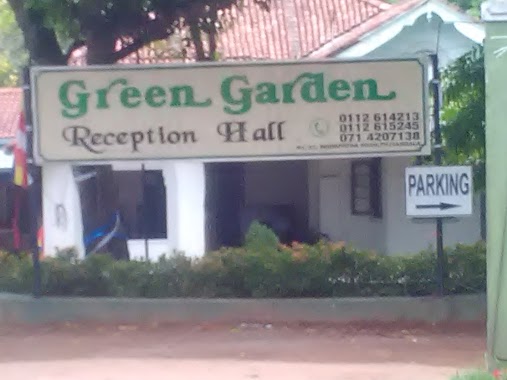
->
42, 156, 482, 260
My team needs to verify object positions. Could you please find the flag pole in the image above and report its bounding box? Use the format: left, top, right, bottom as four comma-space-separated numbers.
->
22, 67, 42, 298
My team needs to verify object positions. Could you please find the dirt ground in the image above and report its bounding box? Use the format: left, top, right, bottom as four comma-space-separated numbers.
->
0, 321, 486, 380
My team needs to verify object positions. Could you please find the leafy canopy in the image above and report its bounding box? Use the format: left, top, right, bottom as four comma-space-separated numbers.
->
0, 0, 27, 86
13, 0, 270, 64
449, 0, 482, 17
441, 46, 485, 189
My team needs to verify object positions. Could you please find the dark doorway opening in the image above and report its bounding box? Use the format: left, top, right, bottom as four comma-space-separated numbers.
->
205, 162, 245, 251
205, 160, 310, 252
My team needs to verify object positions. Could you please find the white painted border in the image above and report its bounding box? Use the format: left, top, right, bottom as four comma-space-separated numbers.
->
335, 0, 484, 59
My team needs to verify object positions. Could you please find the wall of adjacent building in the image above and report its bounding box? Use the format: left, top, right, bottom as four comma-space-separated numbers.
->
307, 157, 482, 255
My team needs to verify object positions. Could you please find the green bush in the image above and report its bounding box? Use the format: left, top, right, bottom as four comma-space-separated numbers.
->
450, 371, 498, 380
0, 252, 33, 293
0, 226, 486, 298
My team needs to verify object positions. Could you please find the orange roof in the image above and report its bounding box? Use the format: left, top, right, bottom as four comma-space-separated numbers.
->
0, 88, 22, 140
70, 0, 428, 65
308, 0, 428, 58
216, 0, 392, 60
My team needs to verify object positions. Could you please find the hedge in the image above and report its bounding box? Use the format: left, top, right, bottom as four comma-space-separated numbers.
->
0, 222, 486, 298
451, 371, 502, 380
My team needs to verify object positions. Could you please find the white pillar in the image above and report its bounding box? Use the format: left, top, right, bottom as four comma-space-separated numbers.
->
163, 161, 206, 257
42, 163, 85, 258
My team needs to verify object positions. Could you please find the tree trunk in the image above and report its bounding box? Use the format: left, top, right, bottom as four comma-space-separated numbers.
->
7, 0, 65, 65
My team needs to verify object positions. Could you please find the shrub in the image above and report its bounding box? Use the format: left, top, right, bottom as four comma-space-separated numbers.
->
244, 221, 279, 252
0, 252, 33, 293
0, 225, 486, 299
450, 370, 499, 380
446, 242, 487, 294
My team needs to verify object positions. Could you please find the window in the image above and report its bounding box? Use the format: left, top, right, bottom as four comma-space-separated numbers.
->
116, 170, 167, 239
351, 158, 382, 218
138, 170, 167, 239
76, 167, 167, 241
0, 183, 12, 228
0, 177, 30, 233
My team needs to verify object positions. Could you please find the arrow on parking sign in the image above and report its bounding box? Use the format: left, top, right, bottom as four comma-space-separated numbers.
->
416, 202, 460, 210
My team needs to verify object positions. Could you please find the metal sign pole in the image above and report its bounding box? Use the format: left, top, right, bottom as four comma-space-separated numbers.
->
141, 164, 149, 261
431, 53, 445, 297
22, 67, 42, 298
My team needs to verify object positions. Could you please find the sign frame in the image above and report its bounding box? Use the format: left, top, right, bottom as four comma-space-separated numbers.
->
405, 165, 474, 218
30, 57, 430, 164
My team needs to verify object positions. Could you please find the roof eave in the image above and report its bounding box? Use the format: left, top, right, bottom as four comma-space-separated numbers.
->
306, 0, 484, 59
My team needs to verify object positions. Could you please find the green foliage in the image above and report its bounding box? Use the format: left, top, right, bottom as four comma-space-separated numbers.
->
16, 0, 270, 64
25, 0, 80, 44
442, 46, 485, 190
451, 371, 498, 380
0, 238, 486, 298
0, 251, 33, 292
244, 221, 280, 251
448, 0, 482, 17
0, 0, 27, 86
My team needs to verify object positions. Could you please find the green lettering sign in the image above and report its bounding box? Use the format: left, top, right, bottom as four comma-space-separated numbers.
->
59, 80, 90, 119
57, 71, 398, 119
145, 86, 166, 107
353, 79, 396, 101
221, 75, 252, 115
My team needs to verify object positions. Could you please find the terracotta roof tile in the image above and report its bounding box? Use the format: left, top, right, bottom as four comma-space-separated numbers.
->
69, 0, 428, 64
308, 0, 427, 57
0, 88, 22, 140
198, 0, 391, 60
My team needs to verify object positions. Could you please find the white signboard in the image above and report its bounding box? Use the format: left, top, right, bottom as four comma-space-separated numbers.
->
31, 58, 429, 163
405, 166, 473, 218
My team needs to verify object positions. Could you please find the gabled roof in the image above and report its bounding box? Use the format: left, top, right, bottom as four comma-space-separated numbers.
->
308, 0, 429, 57
0, 88, 22, 141
71, 0, 436, 65
332, 0, 482, 59
216, 0, 391, 60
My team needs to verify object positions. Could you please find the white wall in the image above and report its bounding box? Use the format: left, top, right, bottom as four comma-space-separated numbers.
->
308, 157, 482, 255
357, 14, 478, 67
336, 4, 483, 64
325, 8, 483, 254
163, 161, 206, 258
312, 158, 386, 252
42, 163, 85, 258
383, 157, 481, 254
42, 160, 206, 261
113, 160, 205, 259
127, 240, 171, 261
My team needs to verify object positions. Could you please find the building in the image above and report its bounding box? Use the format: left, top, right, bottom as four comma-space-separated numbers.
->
41, 0, 485, 260
0, 88, 30, 251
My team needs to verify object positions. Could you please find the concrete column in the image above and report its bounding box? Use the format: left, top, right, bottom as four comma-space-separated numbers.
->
163, 162, 206, 257
42, 163, 85, 258
307, 160, 321, 234
482, 0, 507, 367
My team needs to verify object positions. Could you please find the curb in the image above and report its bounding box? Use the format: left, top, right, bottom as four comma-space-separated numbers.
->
0, 293, 486, 325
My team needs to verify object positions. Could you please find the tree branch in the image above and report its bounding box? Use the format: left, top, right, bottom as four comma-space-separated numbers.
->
188, 13, 206, 61
208, 2, 218, 60
112, 19, 173, 62
113, 38, 148, 62
64, 40, 86, 62
190, 24, 206, 61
